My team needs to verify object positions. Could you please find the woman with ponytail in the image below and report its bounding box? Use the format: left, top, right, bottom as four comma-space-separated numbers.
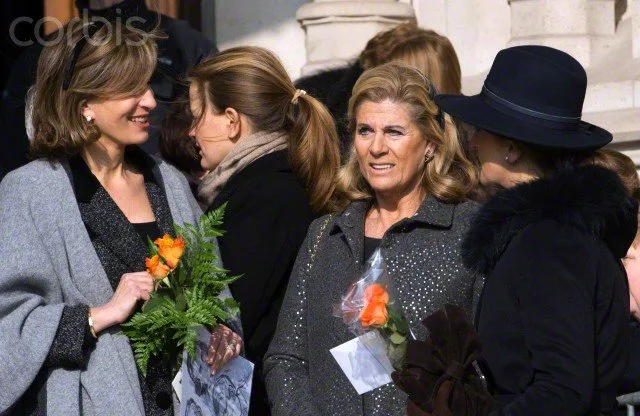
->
264, 62, 482, 416
187, 46, 340, 415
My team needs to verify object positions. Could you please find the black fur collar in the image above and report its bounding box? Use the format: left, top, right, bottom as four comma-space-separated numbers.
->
462, 165, 638, 275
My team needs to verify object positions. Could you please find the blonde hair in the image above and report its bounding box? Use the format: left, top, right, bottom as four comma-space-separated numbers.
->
359, 23, 461, 94
30, 20, 157, 161
188, 46, 341, 214
337, 62, 477, 206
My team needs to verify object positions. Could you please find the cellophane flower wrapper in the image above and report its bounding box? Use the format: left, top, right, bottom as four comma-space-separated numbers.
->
333, 248, 410, 371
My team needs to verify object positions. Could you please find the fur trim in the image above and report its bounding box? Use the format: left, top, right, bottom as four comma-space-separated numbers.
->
462, 165, 638, 275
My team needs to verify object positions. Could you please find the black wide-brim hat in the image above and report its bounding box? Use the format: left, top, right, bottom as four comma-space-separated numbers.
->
435, 45, 612, 150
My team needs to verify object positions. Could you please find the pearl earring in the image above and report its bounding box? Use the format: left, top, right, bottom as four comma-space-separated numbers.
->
85, 115, 93, 122
504, 155, 509, 162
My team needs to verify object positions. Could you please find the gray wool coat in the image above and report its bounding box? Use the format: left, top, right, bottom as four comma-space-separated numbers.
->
264, 196, 483, 416
0, 159, 203, 415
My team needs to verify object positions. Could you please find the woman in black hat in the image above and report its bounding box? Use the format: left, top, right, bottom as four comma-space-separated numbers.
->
436, 45, 638, 415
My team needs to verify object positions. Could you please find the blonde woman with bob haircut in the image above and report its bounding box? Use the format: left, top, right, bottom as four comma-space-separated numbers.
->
0, 20, 240, 416
265, 62, 481, 416
187, 46, 340, 415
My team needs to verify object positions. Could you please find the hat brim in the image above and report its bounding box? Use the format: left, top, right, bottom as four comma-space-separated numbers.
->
435, 94, 612, 150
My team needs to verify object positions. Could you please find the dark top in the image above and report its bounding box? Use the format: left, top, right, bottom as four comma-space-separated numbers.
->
462, 166, 638, 416
206, 150, 313, 416
0, 0, 216, 179
264, 197, 481, 416
133, 221, 163, 242
363, 236, 381, 263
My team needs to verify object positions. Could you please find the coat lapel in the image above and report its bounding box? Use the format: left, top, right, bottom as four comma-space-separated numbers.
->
330, 195, 456, 265
57, 161, 145, 413
69, 148, 175, 277
331, 200, 368, 266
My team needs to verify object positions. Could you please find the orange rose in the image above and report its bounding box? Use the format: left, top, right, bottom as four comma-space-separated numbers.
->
146, 255, 171, 280
154, 234, 185, 269
359, 283, 389, 328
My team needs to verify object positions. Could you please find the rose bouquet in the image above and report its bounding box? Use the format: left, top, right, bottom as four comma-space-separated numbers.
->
122, 205, 239, 376
334, 248, 410, 370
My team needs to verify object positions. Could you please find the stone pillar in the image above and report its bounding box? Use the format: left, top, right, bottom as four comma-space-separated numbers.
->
508, 0, 618, 68
633, 0, 640, 58
296, 0, 415, 76
412, 0, 511, 80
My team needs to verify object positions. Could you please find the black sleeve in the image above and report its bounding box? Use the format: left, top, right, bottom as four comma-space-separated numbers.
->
216, 178, 312, 360
44, 304, 96, 369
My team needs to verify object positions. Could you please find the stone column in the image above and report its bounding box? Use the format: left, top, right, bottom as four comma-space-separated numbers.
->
296, 0, 415, 76
508, 0, 618, 68
411, 0, 511, 80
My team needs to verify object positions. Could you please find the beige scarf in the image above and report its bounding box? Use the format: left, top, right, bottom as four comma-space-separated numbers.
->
198, 130, 289, 207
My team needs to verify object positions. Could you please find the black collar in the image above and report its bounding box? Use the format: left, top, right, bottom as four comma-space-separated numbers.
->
67, 146, 174, 274
331, 195, 457, 263
69, 145, 159, 203
462, 165, 639, 275
332, 195, 456, 232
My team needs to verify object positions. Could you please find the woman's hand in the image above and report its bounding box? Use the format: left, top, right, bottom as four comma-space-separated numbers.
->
207, 323, 242, 375
90, 272, 154, 334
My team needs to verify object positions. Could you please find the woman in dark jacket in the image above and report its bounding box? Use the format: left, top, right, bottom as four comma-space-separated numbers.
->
187, 46, 341, 415
264, 63, 482, 416
436, 45, 638, 415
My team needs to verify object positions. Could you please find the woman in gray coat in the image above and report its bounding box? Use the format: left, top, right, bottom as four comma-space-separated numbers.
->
0, 22, 240, 415
264, 63, 482, 416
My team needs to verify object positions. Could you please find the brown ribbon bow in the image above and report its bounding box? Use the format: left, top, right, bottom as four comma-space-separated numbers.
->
391, 304, 494, 416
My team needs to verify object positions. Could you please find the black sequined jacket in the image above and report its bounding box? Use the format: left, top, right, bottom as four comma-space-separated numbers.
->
264, 196, 482, 416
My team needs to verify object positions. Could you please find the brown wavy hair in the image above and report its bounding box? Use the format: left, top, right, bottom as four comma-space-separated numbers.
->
585, 148, 640, 245
188, 46, 341, 214
586, 149, 640, 200
359, 23, 461, 94
30, 19, 158, 161
337, 62, 477, 206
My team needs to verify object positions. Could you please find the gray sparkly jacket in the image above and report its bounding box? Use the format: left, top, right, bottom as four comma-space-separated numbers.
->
0, 159, 213, 415
264, 196, 483, 416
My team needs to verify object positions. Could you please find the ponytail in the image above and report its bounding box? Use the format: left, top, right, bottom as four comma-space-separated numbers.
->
189, 46, 342, 215
287, 93, 341, 214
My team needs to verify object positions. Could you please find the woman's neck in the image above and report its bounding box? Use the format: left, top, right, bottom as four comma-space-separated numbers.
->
503, 169, 539, 189
80, 139, 128, 184
366, 188, 425, 237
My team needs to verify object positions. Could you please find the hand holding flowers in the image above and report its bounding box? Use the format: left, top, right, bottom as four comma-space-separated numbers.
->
121, 206, 241, 376
89, 272, 155, 333
334, 249, 410, 371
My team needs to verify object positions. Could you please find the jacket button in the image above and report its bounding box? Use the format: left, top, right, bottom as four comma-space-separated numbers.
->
156, 391, 172, 410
